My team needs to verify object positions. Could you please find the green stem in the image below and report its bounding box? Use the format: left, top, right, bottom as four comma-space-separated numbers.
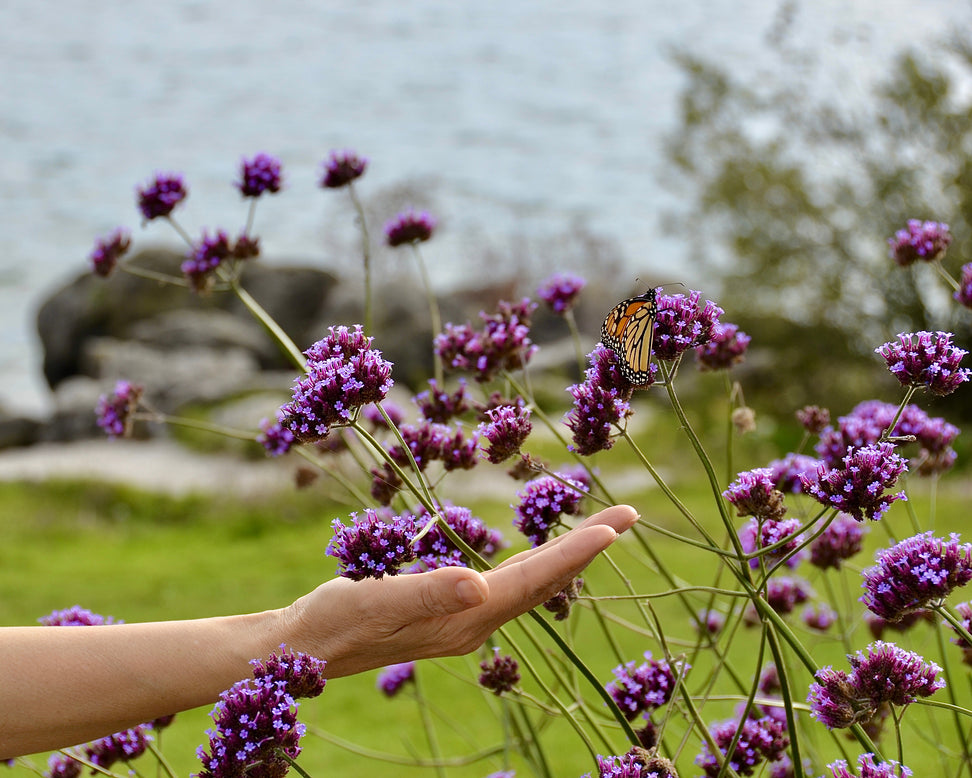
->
410, 242, 443, 385
229, 277, 307, 371
347, 182, 374, 337
933, 606, 972, 772
412, 665, 447, 778
564, 308, 588, 377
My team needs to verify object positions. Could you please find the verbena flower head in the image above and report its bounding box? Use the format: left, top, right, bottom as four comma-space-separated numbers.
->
695, 716, 788, 778
542, 576, 584, 621
803, 442, 908, 522
386, 421, 478, 473
651, 290, 723, 361
537, 272, 586, 315
888, 218, 951, 266
413, 378, 469, 422
478, 404, 532, 463
279, 325, 394, 443
435, 300, 537, 382
955, 263, 972, 309
766, 452, 824, 493
796, 404, 830, 435
377, 662, 415, 697
606, 651, 683, 721
512, 473, 587, 547
385, 208, 436, 247
326, 509, 418, 580
848, 640, 944, 707
319, 149, 368, 189
876, 331, 970, 396
803, 602, 837, 631
584, 749, 678, 778
258, 416, 295, 457
739, 517, 805, 570
40, 605, 121, 626
95, 380, 143, 439
196, 648, 325, 778
723, 468, 787, 521
861, 531, 972, 621
183, 229, 233, 292
136, 172, 187, 221
695, 608, 725, 637
564, 344, 635, 455
807, 666, 862, 729
478, 648, 520, 695
695, 322, 750, 371
829, 753, 913, 778
410, 504, 503, 570
250, 646, 327, 701
764, 575, 812, 616
86, 727, 152, 769
236, 152, 283, 198
89, 227, 131, 278
809, 513, 867, 570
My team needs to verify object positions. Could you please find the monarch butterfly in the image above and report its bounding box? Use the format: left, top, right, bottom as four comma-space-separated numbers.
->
600, 287, 658, 385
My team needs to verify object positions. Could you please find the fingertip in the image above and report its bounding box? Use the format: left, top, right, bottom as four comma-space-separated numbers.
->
586, 504, 639, 533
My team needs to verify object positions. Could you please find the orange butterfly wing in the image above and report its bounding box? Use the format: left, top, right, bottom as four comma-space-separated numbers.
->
600, 288, 657, 385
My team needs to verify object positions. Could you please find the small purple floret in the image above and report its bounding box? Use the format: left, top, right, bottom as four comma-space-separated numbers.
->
377, 662, 415, 696
136, 172, 188, 221
89, 228, 131, 278
888, 219, 951, 266
479, 404, 532, 463
828, 753, 913, 778
236, 152, 283, 198
695, 322, 750, 371
876, 330, 970, 396
652, 290, 724, 362
536, 272, 586, 315
512, 474, 587, 547
95, 380, 143, 439
319, 149, 368, 189
385, 208, 436, 247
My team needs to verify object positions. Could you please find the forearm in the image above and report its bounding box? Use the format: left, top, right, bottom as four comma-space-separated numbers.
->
0, 608, 289, 759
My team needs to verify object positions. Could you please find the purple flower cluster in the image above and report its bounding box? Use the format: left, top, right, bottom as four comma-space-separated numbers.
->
829, 753, 912, 778
258, 416, 296, 457
802, 442, 908, 522
955, 263, 972, 309
809, 514, 867, 570
387, 421, 479, 473
95, 379, 144, 439
512, 473, 587, 546
583, 750, 677, 778
606, 652, 683, 721
651, 291, 724, 362
326, 509, 418, 580
478, 404, 532, 463
723, 468, 787, 522
542, 576, 584, 621
764, 576, 812, 616
478, 648, 520, 695
236, 153, 283, 198
377, 661, 415, 696
278, 325, 394, 443
89, 227, 131, 278
137, 172, 188, 221
888, 218, 952, 266
695, 609, 725, 637
796, 404, 830, 434
182, 229, 232, 292
40, 605, 121, 626
739, 517, 805, 570
808, 641, 944, 729
384, 208, 436, 247
536, 272, 586, 314
861, 531, 972, 621
564, 344, 635, 455
876, 331, 970, 396
319, 149, 368, 189
413, 378, 470, 422
803, 602, 837, 631
196, 647, 326, 778
435, 299, 538, 383
695, 322, 751, 371
410, 504, 504, 570
765, 453, 824, 493
694, 716, 788, 777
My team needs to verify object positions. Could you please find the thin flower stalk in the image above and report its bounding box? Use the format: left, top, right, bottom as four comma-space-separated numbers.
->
931, 622, 972, 772
346, 183, 374, 336
409, 666, 447, 778
410, 242, 444, 385
228, 276, 307, 371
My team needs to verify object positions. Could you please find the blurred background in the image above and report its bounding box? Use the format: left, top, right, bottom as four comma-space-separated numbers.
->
2, 0, 969, 427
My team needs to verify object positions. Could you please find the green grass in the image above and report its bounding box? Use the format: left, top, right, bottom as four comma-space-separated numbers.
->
3, 444, 971, 777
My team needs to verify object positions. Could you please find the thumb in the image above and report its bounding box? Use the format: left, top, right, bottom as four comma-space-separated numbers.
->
393, 566, 489, 619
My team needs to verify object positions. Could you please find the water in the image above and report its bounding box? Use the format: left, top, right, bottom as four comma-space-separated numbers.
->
0, 0, 961, 414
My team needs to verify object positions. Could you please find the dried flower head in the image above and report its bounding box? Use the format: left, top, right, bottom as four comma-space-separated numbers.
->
537, 272, 586, 315
136, 172, 187, 221
542, 576, 584, 621
478, 648, 520, 695
319, 149, 368, 189
888, 219, 951, 266
803, 442, 908, 522
236, 152, 283, 198
876, 331, 970, 396
385, 208, 436, 247
95, 380, 144, 439
861, 531, 972, 622
89, 228, 131, 278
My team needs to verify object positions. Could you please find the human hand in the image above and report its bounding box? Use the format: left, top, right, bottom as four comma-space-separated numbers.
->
279, 504, 638, 677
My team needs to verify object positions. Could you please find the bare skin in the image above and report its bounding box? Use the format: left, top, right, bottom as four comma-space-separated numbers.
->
0, 505, 638, 759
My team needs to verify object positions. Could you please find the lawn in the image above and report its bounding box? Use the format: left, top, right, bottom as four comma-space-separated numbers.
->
2, 435, 970, 777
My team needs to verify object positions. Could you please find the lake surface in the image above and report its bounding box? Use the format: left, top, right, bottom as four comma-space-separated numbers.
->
0, 0, 960, 413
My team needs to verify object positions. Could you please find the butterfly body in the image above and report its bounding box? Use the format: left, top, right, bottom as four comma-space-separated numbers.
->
600, 287, 658, 385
